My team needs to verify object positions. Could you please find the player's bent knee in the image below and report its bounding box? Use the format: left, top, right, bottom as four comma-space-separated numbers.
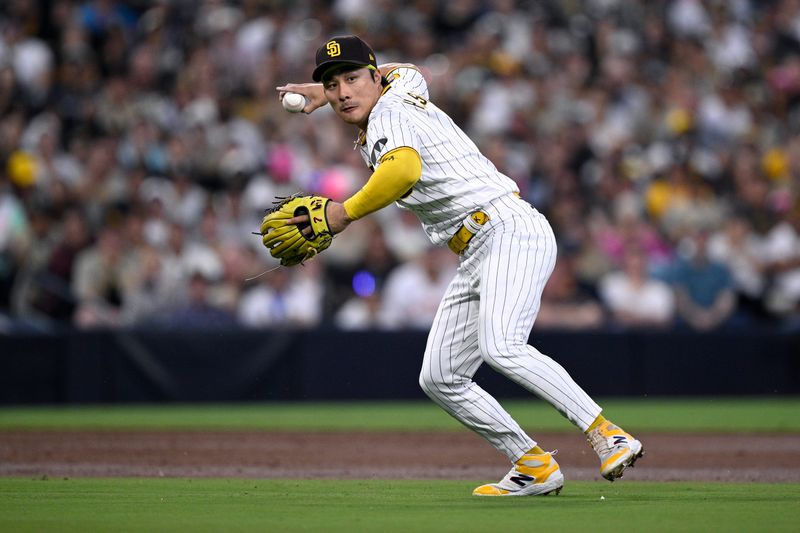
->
418, 369, 452, 400
419, 366, 475, 402
418, 370, 439, 397
479, 341, 525, 369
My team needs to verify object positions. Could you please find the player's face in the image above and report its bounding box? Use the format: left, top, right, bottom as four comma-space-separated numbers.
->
323, 67, 382, 128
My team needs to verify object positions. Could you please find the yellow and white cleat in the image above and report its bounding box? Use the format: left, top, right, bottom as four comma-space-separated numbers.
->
587, 420, 644, 481
473, 451, 564, 497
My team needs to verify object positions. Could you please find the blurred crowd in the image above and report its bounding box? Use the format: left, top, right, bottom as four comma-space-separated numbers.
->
1, 0, 799, 333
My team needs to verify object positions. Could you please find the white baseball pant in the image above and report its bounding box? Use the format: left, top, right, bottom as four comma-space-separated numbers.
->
419, 194, 602, 461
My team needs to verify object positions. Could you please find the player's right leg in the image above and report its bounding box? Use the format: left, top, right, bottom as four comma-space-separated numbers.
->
475, 199, 643, 481
475, 203, 604, 433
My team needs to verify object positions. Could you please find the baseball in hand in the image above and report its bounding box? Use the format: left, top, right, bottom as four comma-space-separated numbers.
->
282, 92, 307, 113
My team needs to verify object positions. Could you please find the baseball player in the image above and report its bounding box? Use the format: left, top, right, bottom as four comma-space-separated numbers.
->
276, 35, 643, 496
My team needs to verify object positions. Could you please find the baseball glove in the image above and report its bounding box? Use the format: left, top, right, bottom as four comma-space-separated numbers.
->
259, 194, 333, 266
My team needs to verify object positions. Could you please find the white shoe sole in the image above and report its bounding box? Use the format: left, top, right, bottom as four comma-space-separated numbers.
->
602, 440, 644, 481
474, 470, 565, 497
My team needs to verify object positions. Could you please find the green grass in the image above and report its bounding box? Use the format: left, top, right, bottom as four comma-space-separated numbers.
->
0, 478, 797, 533
1, 397, 799, 432
2, 401, 798, 531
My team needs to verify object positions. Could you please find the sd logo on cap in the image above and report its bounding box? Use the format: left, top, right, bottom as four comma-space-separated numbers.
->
313, 35, 378, 82
326, 41, 341, 57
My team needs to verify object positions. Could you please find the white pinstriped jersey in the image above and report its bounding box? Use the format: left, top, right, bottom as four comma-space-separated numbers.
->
358, 67, 519, 245
349, 64, 608, 468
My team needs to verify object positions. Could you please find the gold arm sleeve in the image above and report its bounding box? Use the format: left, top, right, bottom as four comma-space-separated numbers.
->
343, 147, 422, 220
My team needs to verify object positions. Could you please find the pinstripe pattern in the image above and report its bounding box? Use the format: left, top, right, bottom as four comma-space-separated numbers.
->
420, 196, 601, 461
361, 68, 602, 463
360, 68, 517, 245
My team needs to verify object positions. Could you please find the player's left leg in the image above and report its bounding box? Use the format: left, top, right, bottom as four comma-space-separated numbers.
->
476, 203, 601, 430
420, 258, 564, 496
420, 270, 538, 461
477, 197, 643, 481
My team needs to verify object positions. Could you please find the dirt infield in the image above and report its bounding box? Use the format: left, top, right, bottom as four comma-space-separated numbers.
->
2, 431, 799, 482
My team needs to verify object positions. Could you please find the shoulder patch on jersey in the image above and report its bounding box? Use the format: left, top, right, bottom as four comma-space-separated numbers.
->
369, 137, 388, 166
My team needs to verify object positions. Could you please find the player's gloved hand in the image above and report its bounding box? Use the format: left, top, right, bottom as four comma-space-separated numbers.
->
259, 194, 333, 266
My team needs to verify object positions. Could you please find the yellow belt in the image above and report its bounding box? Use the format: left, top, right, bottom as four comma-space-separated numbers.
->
447, 211, 490, 255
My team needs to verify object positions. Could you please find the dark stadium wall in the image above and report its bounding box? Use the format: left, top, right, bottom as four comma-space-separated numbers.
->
0, 329, 798, 404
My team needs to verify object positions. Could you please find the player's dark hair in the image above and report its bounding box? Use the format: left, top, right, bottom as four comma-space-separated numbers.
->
374, 70, 389, 87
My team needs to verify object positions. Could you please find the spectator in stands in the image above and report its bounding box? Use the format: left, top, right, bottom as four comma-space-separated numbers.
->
594, 200, 673, 273
672, 230, 737, 331
707, 213, 768, 322
0, 177, 30, 309
0, 1, 799, 333
326, 220, 399, 316
27, 207, 91, 322
180, 206, 225, 285
761, 202, 800, 319
212, 242, 260, 315
72, 225, 127, 328
380, 247, 457, 330
121, 244, 184, 326
647, 164, 725, 242
599, 246, 676, 329
382, 209, 432, 263
238, 263, 323, 328
535, 253, 604, 330
166, 270, 236, 329
729, 148, 777, 236
9, 202, 56, 325
334, 292, 388, 330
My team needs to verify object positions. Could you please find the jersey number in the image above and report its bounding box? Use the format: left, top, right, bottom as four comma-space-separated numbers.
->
403, 92, 428, 110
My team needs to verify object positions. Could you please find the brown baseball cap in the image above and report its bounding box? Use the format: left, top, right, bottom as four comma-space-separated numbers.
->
312, 35, 378, 82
